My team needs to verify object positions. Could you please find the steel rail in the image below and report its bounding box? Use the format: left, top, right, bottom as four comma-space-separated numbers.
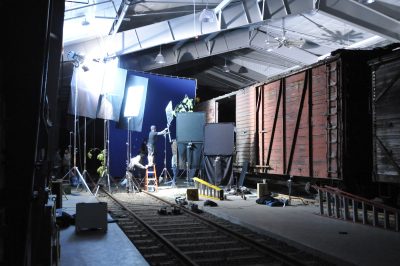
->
102, 189, 199, 266
142, 191, 308, 266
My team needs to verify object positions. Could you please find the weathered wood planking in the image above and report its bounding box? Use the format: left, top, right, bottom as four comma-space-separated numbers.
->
195, 48, 397, 189
370, 50, 400, 184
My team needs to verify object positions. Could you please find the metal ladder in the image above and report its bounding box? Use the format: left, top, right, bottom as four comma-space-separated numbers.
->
313, 185, 400, 232
192, 177, 224, 200
326, 63, 339, 178
145, 165, 158, 192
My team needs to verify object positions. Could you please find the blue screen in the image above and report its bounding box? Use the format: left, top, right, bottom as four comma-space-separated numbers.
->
109, 71, 196, 178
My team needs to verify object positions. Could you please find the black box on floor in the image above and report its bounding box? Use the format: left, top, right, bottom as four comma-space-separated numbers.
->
187, 188, 199, 201
75, 202, 108, 233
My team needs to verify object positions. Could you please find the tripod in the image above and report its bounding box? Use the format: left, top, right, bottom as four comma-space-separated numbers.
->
62, 68, 93, 196
160, 126, 173, 186
123, 117, 140, 193
94, 119, 114, 196
76, 117, 96, 192
184, 142, 195, 187
63, 131, 73, 180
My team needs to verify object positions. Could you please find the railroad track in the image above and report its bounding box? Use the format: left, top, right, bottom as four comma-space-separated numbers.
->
97, 189, 336, 266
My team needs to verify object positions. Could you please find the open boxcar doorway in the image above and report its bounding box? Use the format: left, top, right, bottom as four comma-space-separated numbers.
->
216, 96, 236, 123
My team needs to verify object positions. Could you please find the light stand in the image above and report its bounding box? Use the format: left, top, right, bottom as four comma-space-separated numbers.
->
185, 142, 194, 187
160, 126, 173, 186
62, 67, 93, 195
94, 119, 113, 196
68, 132, 72, 177
123, 117, 140, 193
76, 117, 96, 191
62, 131, 73, 179
213, 156, 221, 186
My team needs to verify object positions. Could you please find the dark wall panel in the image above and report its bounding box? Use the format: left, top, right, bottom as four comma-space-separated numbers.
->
204, 123, 234, 156
176, 112, 205, 143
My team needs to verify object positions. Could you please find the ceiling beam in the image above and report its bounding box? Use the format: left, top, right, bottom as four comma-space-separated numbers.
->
318, 0, 400, 42
65, 0, 314, 59
119, 23, 318, 72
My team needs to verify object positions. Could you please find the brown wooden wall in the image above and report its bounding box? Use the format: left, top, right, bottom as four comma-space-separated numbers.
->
195, 100, 216, 123
195, 47, 400, 190
256, 62, 340, 180
195, 62, 342, 180
196, 60, 342, 178
235, 86, 257, 167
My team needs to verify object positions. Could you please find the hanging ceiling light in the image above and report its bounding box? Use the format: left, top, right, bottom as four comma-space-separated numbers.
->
222, 58, 230, 73
81, 17, 90, 26
199, 0, 215, 23
265, 24, 273, 52
154, 45, 165, 64
238, 66, 248, 73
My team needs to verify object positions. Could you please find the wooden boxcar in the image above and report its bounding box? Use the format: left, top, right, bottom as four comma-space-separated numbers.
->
369, 48, 400, 200
196, 46, 399, 195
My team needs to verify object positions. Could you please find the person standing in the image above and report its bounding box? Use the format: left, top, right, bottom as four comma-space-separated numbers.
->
52, 149, 62, 179
62, 148, 71, 176
171, 139, 178, 185
146, 125, 167, 167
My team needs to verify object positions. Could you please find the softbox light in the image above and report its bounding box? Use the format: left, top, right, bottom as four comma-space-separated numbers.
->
68, 63, 103, 118
165, 101, 174, 126
117, 74, 149, 132
96, 63, 127, 121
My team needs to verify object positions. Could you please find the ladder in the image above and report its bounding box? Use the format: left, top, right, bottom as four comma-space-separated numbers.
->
326, 62, 339, 178
145, 165, 158, 192
313, 185, 400, 232
193, 177, 224, 200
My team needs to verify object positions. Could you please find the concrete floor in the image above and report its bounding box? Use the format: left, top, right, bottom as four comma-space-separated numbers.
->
59, 192, 149, 266
59, 177, 400, 266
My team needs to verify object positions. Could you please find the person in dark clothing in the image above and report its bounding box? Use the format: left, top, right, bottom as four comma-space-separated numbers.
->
140, 139, 148, 157
147, 125, 167, 166
171, 139, 178, 181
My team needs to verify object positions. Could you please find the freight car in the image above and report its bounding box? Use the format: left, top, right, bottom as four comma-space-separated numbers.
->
195, 44, 400, 203
369, 47, 400, 205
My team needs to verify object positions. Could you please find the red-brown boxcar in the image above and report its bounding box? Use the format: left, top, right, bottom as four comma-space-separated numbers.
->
196, 46, 399, 195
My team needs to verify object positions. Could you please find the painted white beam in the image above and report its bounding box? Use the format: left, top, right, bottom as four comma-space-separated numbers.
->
65, 0, 315, 59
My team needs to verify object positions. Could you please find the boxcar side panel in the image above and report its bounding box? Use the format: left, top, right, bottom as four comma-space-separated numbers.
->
236, 87, 257, 166
258, 63, 340, 180
372, 53, 400, 184
313, 64, 331, 179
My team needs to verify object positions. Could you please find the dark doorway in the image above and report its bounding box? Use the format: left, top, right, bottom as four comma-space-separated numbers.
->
217, 95, 236, 123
